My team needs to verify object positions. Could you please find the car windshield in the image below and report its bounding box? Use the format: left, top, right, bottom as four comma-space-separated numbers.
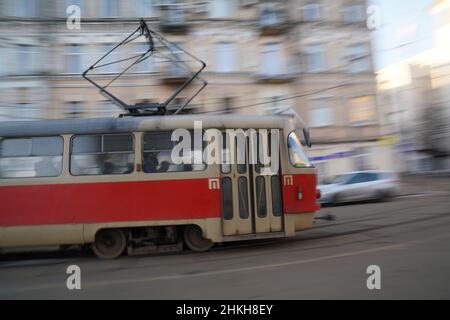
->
321, 174, 352, 185
287, 131, 313, 168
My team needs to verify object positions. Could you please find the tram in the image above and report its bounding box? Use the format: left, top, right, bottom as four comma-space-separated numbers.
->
0, 20, 320, 258
0, 115, 319, 258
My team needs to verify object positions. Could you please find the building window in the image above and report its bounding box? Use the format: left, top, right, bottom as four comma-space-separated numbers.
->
0, 103, 41, 121
70, 134, 135, 176
347, 44, 370, 73
94, 100, 121, 118
98, 44, 120, 73
261, 3, 279, 26
100, 0, 119, 17
215, 42, 237, 73
343, 2, 365, 23
163, 0, 185, 24
303, 2, 322, 21
209, 0, 235, 18
170, 42, 185, 75
0, 47, 5, 75
353, 147, 370, 171
18, 103, 41, 121
142, 131, 205, 173
66, 101, 84, 118
17, 45, 33, 75
349, 96, 376, 124
63, 0, 83, 16
65, 45, 83, 74
223, 97, 233, 113
0, 106, 12, 122
136, 0, 156, 17
305, 44, 326, 72
262, 96, 284, 114
135, 43, 154, 73
309, 99, 334, 127
313, 161, 328, 183
0, 136, 63, 178
262, 43, 284, 75
15, 0, 38, 17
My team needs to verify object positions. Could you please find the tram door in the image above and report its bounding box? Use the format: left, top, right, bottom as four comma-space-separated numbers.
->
221, 130, 283, 236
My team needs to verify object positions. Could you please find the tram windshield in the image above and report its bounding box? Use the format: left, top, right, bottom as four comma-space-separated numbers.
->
287, 131, 313, 168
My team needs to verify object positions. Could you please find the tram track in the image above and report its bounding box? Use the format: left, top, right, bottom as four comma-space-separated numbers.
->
300, 212, 449, 241
116, 204, 450, 271
211, 198, 441, 252
311, 198, 436, 229
188, 198, 450, 263
3, 207, 448, 284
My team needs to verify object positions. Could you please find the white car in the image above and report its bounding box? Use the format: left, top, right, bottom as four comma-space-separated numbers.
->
318, 171, 401, 205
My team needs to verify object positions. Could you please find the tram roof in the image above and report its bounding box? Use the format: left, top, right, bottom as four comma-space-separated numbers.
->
0, 114, 299, 138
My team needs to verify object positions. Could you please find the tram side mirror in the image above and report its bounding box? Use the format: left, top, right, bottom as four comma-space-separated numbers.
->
303, 128, 312, 148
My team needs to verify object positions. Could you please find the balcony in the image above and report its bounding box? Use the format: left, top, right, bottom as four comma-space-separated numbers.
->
259, 5, 289, 35
159, 4, 189, 32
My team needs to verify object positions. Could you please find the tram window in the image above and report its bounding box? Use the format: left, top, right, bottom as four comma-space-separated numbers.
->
221, 177, 233, 220
104, 134, 134, 152
0, 136, 63, 178
271, 175, 283, 217
255, 131, 276, 174
238, 176, 249, 219
287, 131, 313, 168
256, 176, 267, 218
142, 131, 206, 173
71, 135, 101, 154
221, 132, 231, 174
236, 163, 247, 174
255, 131, 264, 174
236, 132, 247, 174
70, 134, 134, 176
236, 164, 247, 174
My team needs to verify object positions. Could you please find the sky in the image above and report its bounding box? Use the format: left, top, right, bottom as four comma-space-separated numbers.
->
369, 0, 435, 70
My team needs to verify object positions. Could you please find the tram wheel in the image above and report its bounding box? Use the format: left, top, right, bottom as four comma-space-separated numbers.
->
92, 229, 127, 259
183, 225, 213, 252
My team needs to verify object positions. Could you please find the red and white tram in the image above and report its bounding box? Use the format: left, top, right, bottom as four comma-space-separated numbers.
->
0, 114, 320, 258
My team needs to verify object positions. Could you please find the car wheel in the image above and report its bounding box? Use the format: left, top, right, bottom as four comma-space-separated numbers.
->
332, 193, 341, 206
376, 190, 389, 202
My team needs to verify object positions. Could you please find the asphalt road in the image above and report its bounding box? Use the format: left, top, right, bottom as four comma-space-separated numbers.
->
1, 176, 450, 299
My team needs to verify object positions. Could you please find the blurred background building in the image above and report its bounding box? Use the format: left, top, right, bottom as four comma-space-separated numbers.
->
376, 0, 450, 174
0, 0, 416, 179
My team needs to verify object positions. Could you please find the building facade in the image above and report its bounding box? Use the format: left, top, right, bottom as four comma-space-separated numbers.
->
0, 0, 384, 179
376, 0, 450, 173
